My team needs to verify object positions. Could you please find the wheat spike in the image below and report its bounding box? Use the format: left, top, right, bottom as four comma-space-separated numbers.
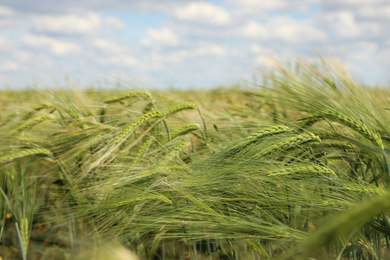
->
114, 194, 172, 207
319, 109, 383, 149
115, 111, 162, 143
266, 164, 336, 177
13, 114, 55, 133
220, 125, 290, 159
342, 184, 385, 195
22, 103, 54, 120
247, 125, 291, 141
254, 133, 320, 158
133, 139, 153, 164
159, 142, 188, 166
16, 135, 48, 145
20, 218, 30, 254
163, 102, 197, 116
170, 123, 199, 140
0, 148, 53, 163
104, 91, 151, 104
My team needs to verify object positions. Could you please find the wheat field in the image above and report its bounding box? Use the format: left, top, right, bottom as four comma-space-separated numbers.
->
1, 62, 390, 259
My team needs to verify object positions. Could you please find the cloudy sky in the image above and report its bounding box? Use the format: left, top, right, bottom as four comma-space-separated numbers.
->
0, 0, 389, 89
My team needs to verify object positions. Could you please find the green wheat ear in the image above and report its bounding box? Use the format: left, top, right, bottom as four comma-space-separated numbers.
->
318, 109, 384, 149
115, 111, 162, 143
133, 138, 153, 164
170, 123, 199, 140
20, 218, 30, 255
16, 135, 49, 145
22, 103, 54, 119
0, 148, 53, 163
266, 164, 337, 177
13, 114, 55, 133
159, 142, 188, 166
254, 133, 320, 158
218, 125, 291, 159
246, 125, 290, 141
103, 91, 152, 104
163, 102, 197, 116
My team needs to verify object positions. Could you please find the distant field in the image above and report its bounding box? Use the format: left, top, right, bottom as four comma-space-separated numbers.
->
1, 63, 390, 259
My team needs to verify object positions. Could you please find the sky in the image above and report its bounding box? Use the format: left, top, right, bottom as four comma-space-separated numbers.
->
0, 0, 389, 89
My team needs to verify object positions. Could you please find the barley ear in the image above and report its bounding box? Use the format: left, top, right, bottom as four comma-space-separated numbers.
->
254, 133, 320, 158
159, 142, 188, 166
319, 109, 383, 149
133, 139, 153, 164
20, 217, 30, 254
246, 125, 291, 142
0, 148, 53, 163
170, 123, 199, 140
13, 114, 55, 133
22, 103, 54, 120
267, 164, 337, 177
115, 111, 162, 143
163, 102, 197, 117
220, 125, 291, 159
104, 91, 151, 104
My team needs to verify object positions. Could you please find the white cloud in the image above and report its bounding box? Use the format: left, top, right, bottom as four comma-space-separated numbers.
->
349, 41, 378, 60
23, 35, 81, 56
254, 55, 278, 68
98, 56, 138, 67
250, 44, 278, 68
241, 21, 268, 39
31, 12, 101, 34
227, 0, 319, 13
266, 16, 327, 42
0, 5, 14, 16
0, 36, 11, 48
104, 17, 126, 30
0, 60, 19, 71
141, 27, 179, 46
143, 44, 226, 66
174, 2, 231, 25
324, 11, 380, 39
237, 17, 326, 43
358, 5, 390, 20
323, 0, 382, 6
93, 39, 124, 54
228, 0, 288, 10
193, 45, 226, 56
250, 44, 266, 54
13, 51, 34, 63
